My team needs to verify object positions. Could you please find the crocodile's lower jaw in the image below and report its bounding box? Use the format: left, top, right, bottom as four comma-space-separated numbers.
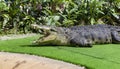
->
33, 33, 70, 46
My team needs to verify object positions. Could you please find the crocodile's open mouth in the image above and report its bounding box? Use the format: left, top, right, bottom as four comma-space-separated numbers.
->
31, 24, 69, 46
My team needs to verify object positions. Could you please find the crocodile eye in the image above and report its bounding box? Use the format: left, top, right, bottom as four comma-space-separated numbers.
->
50, 28, 57, 32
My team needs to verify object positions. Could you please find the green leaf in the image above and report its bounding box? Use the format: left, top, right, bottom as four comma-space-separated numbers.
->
0, 1, 9, 11
90, 18, 96, 25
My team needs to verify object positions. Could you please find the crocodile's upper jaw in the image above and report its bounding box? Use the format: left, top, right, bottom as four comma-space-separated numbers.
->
34, 32, 70, 46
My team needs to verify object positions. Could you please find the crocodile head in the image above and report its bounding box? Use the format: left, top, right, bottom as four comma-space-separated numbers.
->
31, 24, 70, 46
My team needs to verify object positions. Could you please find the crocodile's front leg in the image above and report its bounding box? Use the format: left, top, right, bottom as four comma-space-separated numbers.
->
69, 33, 93, 47
111, 29, 120, 43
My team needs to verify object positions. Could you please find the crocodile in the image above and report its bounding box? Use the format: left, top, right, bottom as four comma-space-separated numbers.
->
31, 24, 120, 47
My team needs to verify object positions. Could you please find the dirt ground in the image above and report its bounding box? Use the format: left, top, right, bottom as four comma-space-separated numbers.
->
0, 52, 85, 69
0, 33, 37, 40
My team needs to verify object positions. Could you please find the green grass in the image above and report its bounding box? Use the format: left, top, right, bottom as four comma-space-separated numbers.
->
0, 36, 120, 69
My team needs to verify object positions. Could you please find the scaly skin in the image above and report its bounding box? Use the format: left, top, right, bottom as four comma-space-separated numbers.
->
31, 24, 120, 47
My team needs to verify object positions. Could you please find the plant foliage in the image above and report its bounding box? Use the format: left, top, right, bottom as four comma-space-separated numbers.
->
0, 0, 120, 34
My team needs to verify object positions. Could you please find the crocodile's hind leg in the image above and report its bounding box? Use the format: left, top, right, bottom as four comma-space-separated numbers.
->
111, 29, 120, 43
